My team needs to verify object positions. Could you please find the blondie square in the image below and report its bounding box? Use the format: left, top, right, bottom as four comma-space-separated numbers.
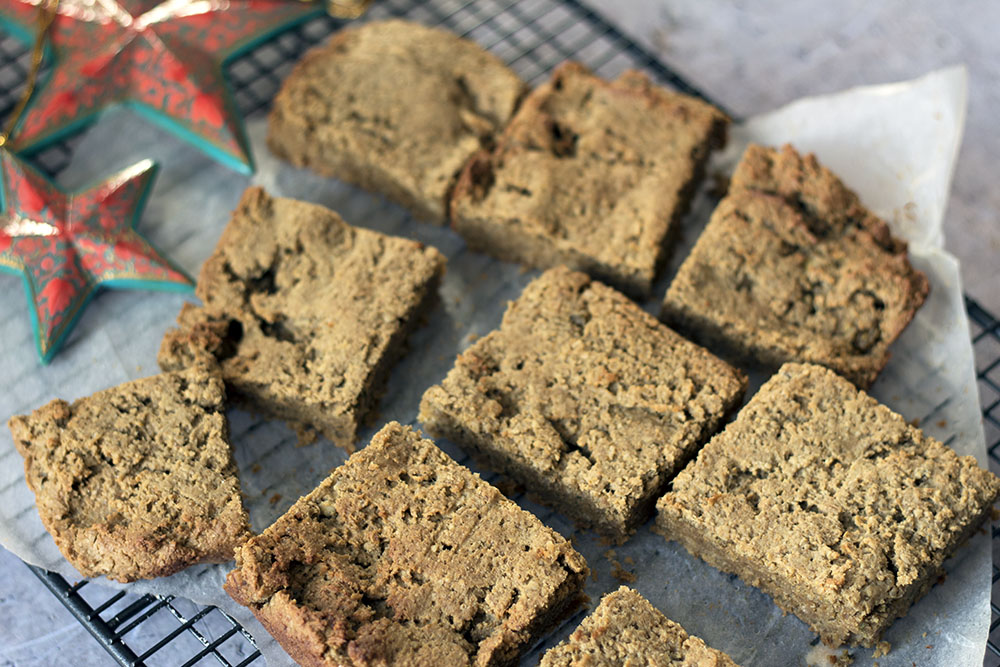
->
661, 144, 929, 387
224, 422, 588, 666
268, 19, 525, 223
540, 586, 739, 666
656, 362, 1000, 646
419, 267, 746, 542
158, 187, 445, 449
8, 368, 251, 582
450, 61, 728, 297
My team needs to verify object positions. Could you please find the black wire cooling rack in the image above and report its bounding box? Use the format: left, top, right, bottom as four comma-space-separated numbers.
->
1, 1, 999, 665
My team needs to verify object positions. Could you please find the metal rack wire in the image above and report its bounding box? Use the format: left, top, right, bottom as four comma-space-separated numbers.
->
1, 1, 998, 664
970, 299, 1000, 665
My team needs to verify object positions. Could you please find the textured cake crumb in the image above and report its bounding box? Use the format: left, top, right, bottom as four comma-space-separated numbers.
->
451, 61, 728, 297
225, 422, 588, 666
159, 187, 445, 450
9, 369, 251, 582
268, 19, 524, 223
540, 587, 739, 666
420, 267, 745, 542
662, 144, 929, 387
656, 362, 1000, 646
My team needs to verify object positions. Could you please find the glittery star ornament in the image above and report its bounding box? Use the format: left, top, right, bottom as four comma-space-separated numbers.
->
0, 0, 323, 174
0, 150, 193, 363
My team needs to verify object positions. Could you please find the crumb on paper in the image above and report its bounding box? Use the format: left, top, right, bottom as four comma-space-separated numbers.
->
611, 560, 636, 583
604, 549, 635, 583
293, 423, 318, 447
873, 640, 890, 658
624, 555, 634, 565
251, 463, 261, 474
269, 493, 282, 505
806, 644, 852, 666
908, 417, 920, 427
936, 419, 947, 428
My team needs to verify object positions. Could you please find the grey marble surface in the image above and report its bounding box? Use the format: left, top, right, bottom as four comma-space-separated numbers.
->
1, 2, 997, 666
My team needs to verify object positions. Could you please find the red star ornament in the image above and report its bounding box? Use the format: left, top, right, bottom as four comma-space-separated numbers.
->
0, 0, 323, 174
0, 150, 193, 363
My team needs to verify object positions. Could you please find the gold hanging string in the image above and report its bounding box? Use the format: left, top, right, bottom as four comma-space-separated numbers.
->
0, 0, 59, 148
325, 0, 374, 19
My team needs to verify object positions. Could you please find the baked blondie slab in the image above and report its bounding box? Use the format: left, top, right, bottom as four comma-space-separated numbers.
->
656, 362, 1000, 647
268, 19, 525, 223
540, 586, 739, 666
419, 267, 746, 542
661, 143, 929, 387
8, 368, 251, 582
450, 61, 728, 298
159, 187, 445, 450
224, 422, 588, 666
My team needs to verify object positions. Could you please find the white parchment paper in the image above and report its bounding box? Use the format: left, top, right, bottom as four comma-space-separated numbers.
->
0, 66, 987, 666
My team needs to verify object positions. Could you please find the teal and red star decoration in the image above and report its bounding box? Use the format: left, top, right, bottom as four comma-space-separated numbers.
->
0, 150, 193, 363
0, 0, 323, 174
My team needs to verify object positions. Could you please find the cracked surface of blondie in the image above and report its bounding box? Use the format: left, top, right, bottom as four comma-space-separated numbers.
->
268, 19, 525, 223
224, 422, 588, 666
8, 368, 250, 582
158, 187, 445, 449
656, 362, 1000, 646
420, 267, 746, 541
661, 143, 929, 387
540, 586, 739, 666
450, 61, 728, 297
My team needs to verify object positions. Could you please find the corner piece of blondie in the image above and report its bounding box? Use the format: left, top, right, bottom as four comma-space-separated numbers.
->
451, 61, 728, 297
656, 362, 1000, 647
662, 143, 929, 387
159, 187, 445, 450
420, 266, 745, 542
224, 422, 588, 666
268, 19, 525, 223
9, 368, 251, 582
540, 586, 739, 666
